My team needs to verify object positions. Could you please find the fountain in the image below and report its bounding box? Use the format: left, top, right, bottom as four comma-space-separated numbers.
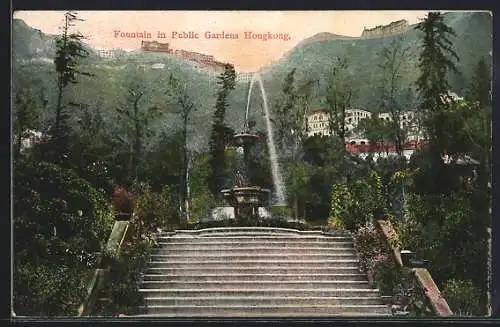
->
207, 73, 290, 224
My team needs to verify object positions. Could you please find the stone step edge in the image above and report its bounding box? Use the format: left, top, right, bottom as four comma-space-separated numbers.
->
154, 247, 356, 250
146, 266, 361, 270
140, 304, 389, 309
160, 236, 352, 240
141, 280, 370, 284
147, 260, 360, 263
141, 273, 367, 277
149, 254, 358, 258
143, 296, 384, 300
139, 288, 381, 292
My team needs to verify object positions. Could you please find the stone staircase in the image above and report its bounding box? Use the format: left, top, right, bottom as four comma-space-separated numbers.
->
137, 227, 392, 317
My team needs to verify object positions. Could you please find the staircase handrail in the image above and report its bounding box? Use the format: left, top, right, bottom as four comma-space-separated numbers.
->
375, 219, 453, 317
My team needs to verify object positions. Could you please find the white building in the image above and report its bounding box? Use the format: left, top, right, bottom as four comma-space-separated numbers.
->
307, 109, 330, 137
306, 108, 372, 137
236, 73, 253, 84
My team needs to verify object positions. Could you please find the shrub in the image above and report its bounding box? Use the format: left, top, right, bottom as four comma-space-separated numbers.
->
370, 253, 402, 295
111, 184, 134, 218
14, 161, 115, 266
14, 262, 88, 316
442, 279, 485, 316
133, 184, 177, 233
354, 223, 387, 274
96, 237, 155, 316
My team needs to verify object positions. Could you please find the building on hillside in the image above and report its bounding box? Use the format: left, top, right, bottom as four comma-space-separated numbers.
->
174, 49, 215, 62
306, 108, 373, 137
377, 110, 424, 142
307, 109, 330, 137
346, 138, 426, 162
97, 48, 118, 58
236, 73, 253, 85
141, 40, 173, 53
345, 109, 372, 133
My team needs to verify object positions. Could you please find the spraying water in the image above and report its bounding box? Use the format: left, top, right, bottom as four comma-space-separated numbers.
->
245, 73, 287, 205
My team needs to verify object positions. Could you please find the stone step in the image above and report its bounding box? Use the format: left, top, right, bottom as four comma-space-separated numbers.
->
143, 296, 385, 306
139, 304, 391, 315
149, 253, 358, 261
144, 266, 362, 275
135, 311, 393, 317
138, 288, 382, 298
157, 241, 355, 248
140, 280, 372, 290
154, 247, 356, 254
159, 236, 353, 242
148, 259, 360, 269
141, 273, 368, 282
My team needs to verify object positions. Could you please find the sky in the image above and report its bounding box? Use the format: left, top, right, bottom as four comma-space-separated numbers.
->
13, 10, 435, 72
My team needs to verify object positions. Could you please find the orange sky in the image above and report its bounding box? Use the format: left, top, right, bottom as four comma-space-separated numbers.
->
13, 10, 437, 71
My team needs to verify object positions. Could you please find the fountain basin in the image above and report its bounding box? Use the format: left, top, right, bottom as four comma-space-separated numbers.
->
221, 186, 271, 207
233, 133, 259, 147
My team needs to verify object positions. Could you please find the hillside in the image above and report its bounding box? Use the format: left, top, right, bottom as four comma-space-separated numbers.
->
259, 11, 492, 110
12, 11, 493, 151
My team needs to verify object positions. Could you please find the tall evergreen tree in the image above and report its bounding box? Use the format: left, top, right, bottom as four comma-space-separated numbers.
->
52, 11, 93, 160
415, 12, 459, 157
208, 64, 236, 196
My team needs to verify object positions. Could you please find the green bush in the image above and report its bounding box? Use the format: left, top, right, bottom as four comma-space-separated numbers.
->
13, 161, 115, 315
133, 183, 177, 233
442, 279, 485, 316
371, 254, 402, 296
14, 262, 88, 316
96, 237, 155, 316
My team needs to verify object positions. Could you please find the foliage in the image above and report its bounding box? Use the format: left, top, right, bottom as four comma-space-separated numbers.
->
166, 74, 197, 223
370, 253, 402, 296
14, 262, 89, 316
396, 191, 488, 302
111, 184, 135, 216
415, 11, 459, 157
96, 237, 156, 316
208, 64, 237, 195
133, 183, 177, 233
13, 160, 114, 315
189, 153, 216, 224
330, 170, 387, 230
376, 36, 411, 155
442, 279, 485, 316
12, 87, 38, 158
353, 223, 387, 274
53, 11, 93, 159
392, 268, 434, 317
324, 56, 353, 144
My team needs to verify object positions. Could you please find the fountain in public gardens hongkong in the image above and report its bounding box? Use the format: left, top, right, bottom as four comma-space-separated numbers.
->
208, 73, 290, 224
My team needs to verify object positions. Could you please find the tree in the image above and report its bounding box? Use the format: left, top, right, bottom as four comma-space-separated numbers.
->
415, 12, 459, 158
208, 64, 237, 196
116, 67, 162, 182
13, 88, 38, 158
354, 115, 393, 154
53, 11, 93, 158
166, 74, 197, 224
324, 57, 353, 147
274, 69, 297, 151
378, 37, 410, 157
